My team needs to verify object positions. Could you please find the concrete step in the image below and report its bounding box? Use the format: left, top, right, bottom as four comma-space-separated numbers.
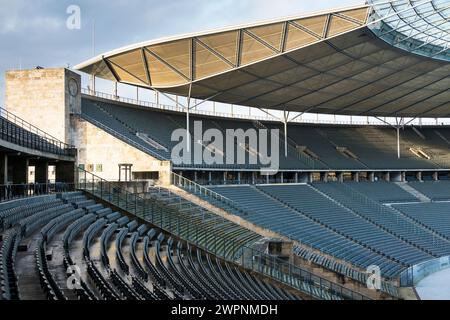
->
395, 182, 431, 203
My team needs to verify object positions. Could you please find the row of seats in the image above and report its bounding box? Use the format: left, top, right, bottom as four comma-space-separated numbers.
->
123, 187, 263, 261
261, 184, 448, 265
35, 238, 66, 300
0, 115, 72, 157
0, 196, 62, 231
394, 202, 450, 240
1, 191, 303, 300
312, 183, 450, 258
207, 185, 406, 279
344, 182, 418, 203
408, 181, 450, 201
76, 196, 299, 301
292, 246, 399, 297
201, 182, 450, 289
82, 96, 450, 170
35, 208, 85, 300
0, 228, 20, 300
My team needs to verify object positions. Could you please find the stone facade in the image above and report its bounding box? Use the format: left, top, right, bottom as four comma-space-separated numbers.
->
73, 117, 172, 185
5, 68, 81, 144
5, 68, 172, 185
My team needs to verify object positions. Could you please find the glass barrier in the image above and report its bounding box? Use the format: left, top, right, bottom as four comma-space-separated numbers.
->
400, 256, 450, 287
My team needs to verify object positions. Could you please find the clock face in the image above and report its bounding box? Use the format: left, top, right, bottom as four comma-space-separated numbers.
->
69, 79, 78, 97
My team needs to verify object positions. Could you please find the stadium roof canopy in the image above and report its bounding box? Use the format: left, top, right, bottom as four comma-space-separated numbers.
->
75, 0, 450, 118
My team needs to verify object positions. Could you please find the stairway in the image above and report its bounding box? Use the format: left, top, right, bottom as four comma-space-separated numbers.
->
395, 182, 431, 203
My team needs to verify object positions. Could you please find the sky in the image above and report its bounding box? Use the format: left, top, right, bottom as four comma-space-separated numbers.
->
0, 0, 365, 108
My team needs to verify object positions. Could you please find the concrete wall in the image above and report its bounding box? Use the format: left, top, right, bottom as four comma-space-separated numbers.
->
5, 68, 81, 144
74, 117, 172, 185
5, 67, 173, 185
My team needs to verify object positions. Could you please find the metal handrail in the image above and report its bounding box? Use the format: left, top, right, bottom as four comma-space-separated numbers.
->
0, 106, 74, 149
82, 88, 450, 127
339, 182, 439, 238
0, 182, 75, 203
80, 113, 170, 161
171, 172, 258, 216
0, 118, 76, 157
77, 167, 371, 300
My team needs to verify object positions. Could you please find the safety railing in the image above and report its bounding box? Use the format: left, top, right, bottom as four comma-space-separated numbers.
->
0, 183, 75, 202
80, 113, 169, 161
82, 88, 450, 127
171, 172, 258, 217
77, 167, 370, 300
0, 107, 76, 157
400, 256, 450, 287
338, 182, 435, 237
172, 172, 237, 205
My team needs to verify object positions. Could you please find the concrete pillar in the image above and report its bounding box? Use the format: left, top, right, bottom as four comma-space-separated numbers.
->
321, 172, 328, 182
416, 172, 422, 182
34, 160, 49, 184
12, 158, 29, 184
0, 154, 7, 185
295, 172, 299, 183
384, 172, 390, 182
281, 172, 284, 184
252, 172, 256, 185
266, 175, 270, 184
55, 162, 75, 184
223, 172, 227, 185
194, 171, 198, 183
368, 172, 375, 182
308, 173, 313, 184
433, 172, 438, 181
337, 172, 344, 183
401, 172, 406, 182
237, 172, 241, 184
208, 172, 212, 184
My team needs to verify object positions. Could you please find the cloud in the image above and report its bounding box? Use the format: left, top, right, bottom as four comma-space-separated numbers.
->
0, 0, 364, 106
0, 0, 64, 34
1, 16, 63, 34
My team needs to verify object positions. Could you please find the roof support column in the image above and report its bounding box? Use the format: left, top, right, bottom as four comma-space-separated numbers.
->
283, 110, 289, 158
155, 91, 160, 107
375, 116, 412, 160
90, 74, 96, 94
395, 117, 406, 159
186, 83, 192, 153
150, 88, 223, 154
258, 107, 306, 160
113, 82, 118, 99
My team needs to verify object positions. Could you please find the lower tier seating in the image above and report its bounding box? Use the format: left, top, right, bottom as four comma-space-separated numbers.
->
0, 192, 301, 301
193, 182, 450, 297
